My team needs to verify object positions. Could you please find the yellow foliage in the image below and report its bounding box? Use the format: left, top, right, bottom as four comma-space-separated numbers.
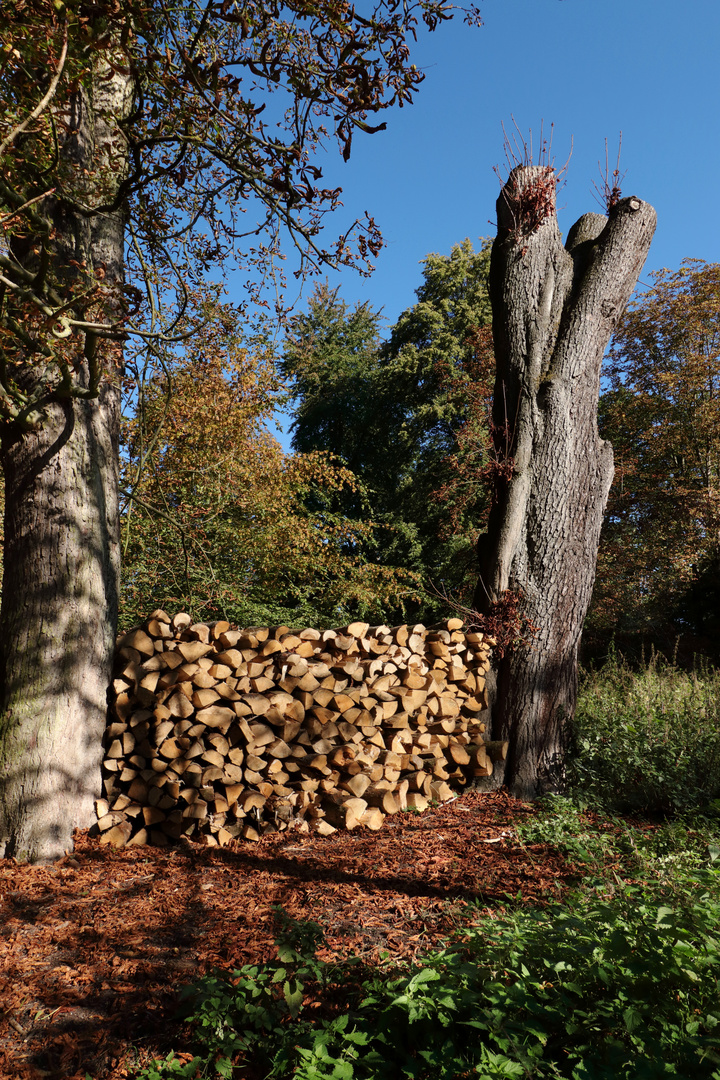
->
120, 313, 419, 629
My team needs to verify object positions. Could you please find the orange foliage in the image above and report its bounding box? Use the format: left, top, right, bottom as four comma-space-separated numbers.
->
589, 261, 720, 647
120, 305, 419, 629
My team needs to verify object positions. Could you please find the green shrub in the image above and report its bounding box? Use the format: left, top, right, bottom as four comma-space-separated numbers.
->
135, 884, 720, 1080
513, 793, 720, 898
569, 652, 720, 818
353, 881, 720, 1079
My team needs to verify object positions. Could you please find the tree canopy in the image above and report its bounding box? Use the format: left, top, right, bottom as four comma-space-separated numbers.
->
120, 301, 419, 630
588, 260, 720, 657
0, 0, 483, 423
281, 238, 494, 620
120, 238, 495, 634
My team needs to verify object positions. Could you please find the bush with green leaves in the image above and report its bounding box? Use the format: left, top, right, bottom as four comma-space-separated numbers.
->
514, 793, 720, 897
135, 876, 720, 1080
569, 652, 720, 819
352, 881, 720, 1080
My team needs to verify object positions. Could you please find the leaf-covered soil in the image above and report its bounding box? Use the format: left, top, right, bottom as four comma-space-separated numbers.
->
0, 790, 578, 1080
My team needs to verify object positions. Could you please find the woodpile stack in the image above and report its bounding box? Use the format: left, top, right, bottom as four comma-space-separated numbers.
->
98, 612, 504, 848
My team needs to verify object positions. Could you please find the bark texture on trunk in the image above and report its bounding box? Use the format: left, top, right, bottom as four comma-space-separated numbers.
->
475, 166, 656, 799
0, 53, 131, 861
0, 387, 120, 860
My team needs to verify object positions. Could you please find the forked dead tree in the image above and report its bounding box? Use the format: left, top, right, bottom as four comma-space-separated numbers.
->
475, 163, 656, 798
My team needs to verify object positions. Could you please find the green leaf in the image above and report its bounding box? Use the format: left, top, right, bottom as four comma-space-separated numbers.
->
215, 1056, 233, 1079
624, 1005, 643, 1032
284, 979, 304, 1017
407, 967, 442, 990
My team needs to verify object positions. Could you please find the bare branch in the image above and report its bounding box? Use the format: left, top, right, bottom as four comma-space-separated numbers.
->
0, 18, 69, 159
0, 188, 56, 229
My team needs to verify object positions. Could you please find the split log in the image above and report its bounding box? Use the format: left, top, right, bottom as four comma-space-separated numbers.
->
103, 615, 494, 845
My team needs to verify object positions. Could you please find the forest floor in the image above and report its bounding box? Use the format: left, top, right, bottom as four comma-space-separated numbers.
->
0, 790, 580, 1080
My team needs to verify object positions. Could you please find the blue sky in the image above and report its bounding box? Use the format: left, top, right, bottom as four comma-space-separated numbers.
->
236, 0, 720, 446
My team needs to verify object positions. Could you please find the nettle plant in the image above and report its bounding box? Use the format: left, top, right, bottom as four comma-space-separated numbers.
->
137, 878, 720, 1080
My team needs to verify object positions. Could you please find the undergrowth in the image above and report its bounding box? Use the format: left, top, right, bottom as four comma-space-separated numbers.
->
135, 866, 720, 1080
132, 653, 720, 1080
569, 650, 720, 819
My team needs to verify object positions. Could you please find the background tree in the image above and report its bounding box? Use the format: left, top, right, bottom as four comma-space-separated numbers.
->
281, 284, 386, 483
382, 238, 494, 603
0, 0, 480, 861
476, 162, 656, 798
586, 261, 720, 659
120, 301, 418, 630
282, 239, 494, 621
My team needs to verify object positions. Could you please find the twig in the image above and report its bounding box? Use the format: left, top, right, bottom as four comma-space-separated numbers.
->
0, 19, 69, 159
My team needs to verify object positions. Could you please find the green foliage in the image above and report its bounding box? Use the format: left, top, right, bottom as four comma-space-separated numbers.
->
119, 298, 420, 630
281, 239, 494, 623
131, 1052, 204, 1079
133, 880, 720, 1080
133, 906, 365, 1080
355, 882, 720, 1080
568, 652, 720, 819
281, 285, 388, 485
117, 236, 494, 633
514, 794, 720, 897
514, 794, 620, 871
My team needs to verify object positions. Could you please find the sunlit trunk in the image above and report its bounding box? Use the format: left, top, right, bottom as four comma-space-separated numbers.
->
476, 166, 656, 798
0, 51, 131, 861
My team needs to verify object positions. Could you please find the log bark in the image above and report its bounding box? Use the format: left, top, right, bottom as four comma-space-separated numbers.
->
476, 166, 656, 798
0, 48, 132, 861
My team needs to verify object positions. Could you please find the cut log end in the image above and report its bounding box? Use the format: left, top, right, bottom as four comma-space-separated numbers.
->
104, 616, 494, 845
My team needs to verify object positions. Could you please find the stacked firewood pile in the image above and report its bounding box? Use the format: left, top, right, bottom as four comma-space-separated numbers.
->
98, 612, 504, 847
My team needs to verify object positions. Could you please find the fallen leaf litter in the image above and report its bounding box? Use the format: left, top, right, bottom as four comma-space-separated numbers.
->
0, 789, 578, 1080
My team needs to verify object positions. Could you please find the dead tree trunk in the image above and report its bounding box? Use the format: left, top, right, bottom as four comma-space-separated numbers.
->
475, 165, 656, 799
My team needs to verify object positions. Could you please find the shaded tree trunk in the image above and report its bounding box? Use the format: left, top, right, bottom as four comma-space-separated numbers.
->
475, 166, 656, 799
0, 57, 131, 861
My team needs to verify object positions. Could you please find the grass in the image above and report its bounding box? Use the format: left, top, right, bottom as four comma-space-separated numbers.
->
131, 653, 720, 1080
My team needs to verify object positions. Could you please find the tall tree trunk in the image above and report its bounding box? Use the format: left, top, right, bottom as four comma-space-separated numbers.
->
475, 166, 656, 799
0, 54, 131, 861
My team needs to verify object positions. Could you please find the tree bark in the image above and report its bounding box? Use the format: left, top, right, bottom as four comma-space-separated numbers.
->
0, 53, 131, 861
475, 166, 656, 799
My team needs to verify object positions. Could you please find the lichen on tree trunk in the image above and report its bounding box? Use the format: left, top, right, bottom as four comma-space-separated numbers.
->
476, 165, 656, 799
